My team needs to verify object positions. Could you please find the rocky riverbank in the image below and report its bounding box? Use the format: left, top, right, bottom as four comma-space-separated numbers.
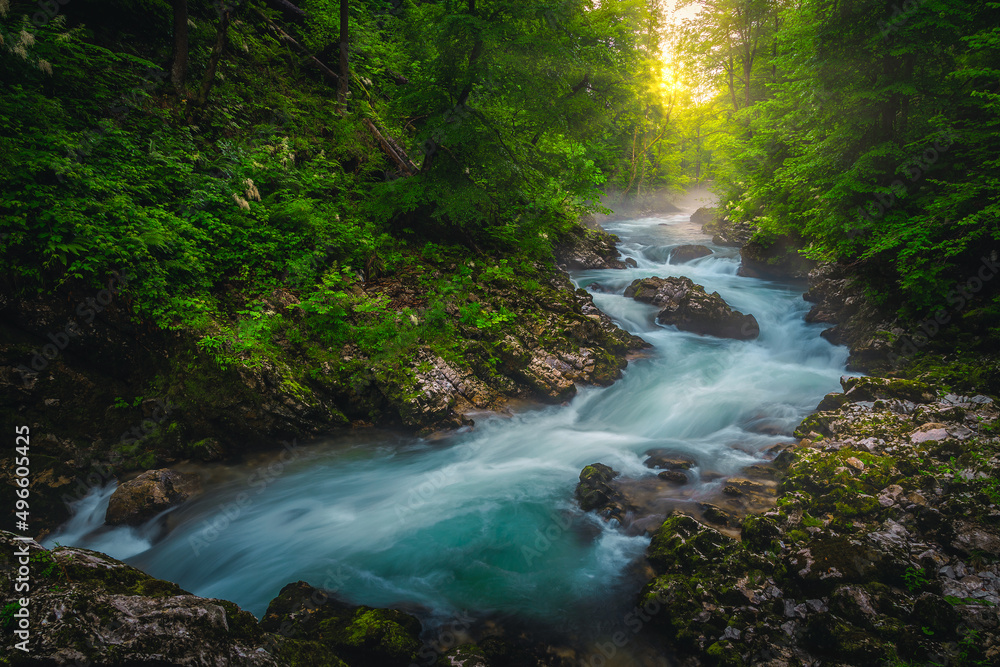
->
571, 206, 1000, 666
634, 376, 1000, 666
0, 226, 648, 535
0, 530, 543, 666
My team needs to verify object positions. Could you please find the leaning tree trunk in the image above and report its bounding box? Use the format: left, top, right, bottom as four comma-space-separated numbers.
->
195, 7, 231, 106
171, 0, 189, 95
338, 0, 349, 103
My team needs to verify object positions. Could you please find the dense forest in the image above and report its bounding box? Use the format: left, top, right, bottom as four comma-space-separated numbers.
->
3, 0, 999, 384
2, 0, 1000, 666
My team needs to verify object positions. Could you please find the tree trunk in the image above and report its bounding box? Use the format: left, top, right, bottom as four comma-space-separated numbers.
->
253, 7, 341, 87
338, 0, 349, 103
171, 0, 188, 95
265, 0, 306, 22
195, 8, 231, 106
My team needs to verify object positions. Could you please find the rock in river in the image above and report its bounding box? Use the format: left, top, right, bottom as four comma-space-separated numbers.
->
670, 244, 713, 264
105, 468, 202, 526
623, 276, 760, 340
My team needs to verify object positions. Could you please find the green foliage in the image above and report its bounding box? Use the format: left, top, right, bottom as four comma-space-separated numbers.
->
0, 0, 686, 370
903, 565, 930, 592
678, 0, 1000, 318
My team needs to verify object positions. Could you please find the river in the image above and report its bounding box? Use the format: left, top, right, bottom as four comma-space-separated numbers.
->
44, 209, 850, 661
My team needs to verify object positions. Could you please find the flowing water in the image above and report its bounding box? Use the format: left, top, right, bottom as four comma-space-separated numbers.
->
45, 211, 850, 656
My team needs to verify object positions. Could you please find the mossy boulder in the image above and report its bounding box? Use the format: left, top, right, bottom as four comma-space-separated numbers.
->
909, 593, 959, 640
0, 531, 277, 665
740, 515, 781, 552
553, 226, 627, 270
437, 644, 488, 667
574, 463, 634, 521
261, 581, 422, 667
840, 376, 936, 404
803, 613, 889, 664
787, 534, 908, 594
647, 513, 736, 574
105, 468, 202, 526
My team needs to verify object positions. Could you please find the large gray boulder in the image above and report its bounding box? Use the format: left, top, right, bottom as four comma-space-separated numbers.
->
624, 276, 760, 340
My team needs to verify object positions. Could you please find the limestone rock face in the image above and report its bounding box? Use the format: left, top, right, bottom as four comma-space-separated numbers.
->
105, 468, 202, 526
696, 209, 753, 247
803, 262, 900, 373
0, 531, 278, 666
553, 226, 627, 270
624, 276, 760, 340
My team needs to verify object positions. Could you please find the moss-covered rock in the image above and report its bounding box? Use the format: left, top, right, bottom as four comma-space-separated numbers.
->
0, 531, 280, 665
574, 463, 632, 521
635, 379, 1000, 667
261, 580, 422, 667
740, 515, 781, 552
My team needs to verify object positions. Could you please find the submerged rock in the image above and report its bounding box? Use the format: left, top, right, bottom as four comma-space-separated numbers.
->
643, 449, 696, 471
105, 468, 202, 526
670, 244, 713, 264
624, 276, 760, 340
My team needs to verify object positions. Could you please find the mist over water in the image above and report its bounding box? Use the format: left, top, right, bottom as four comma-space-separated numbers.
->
45, 211, 849, 638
